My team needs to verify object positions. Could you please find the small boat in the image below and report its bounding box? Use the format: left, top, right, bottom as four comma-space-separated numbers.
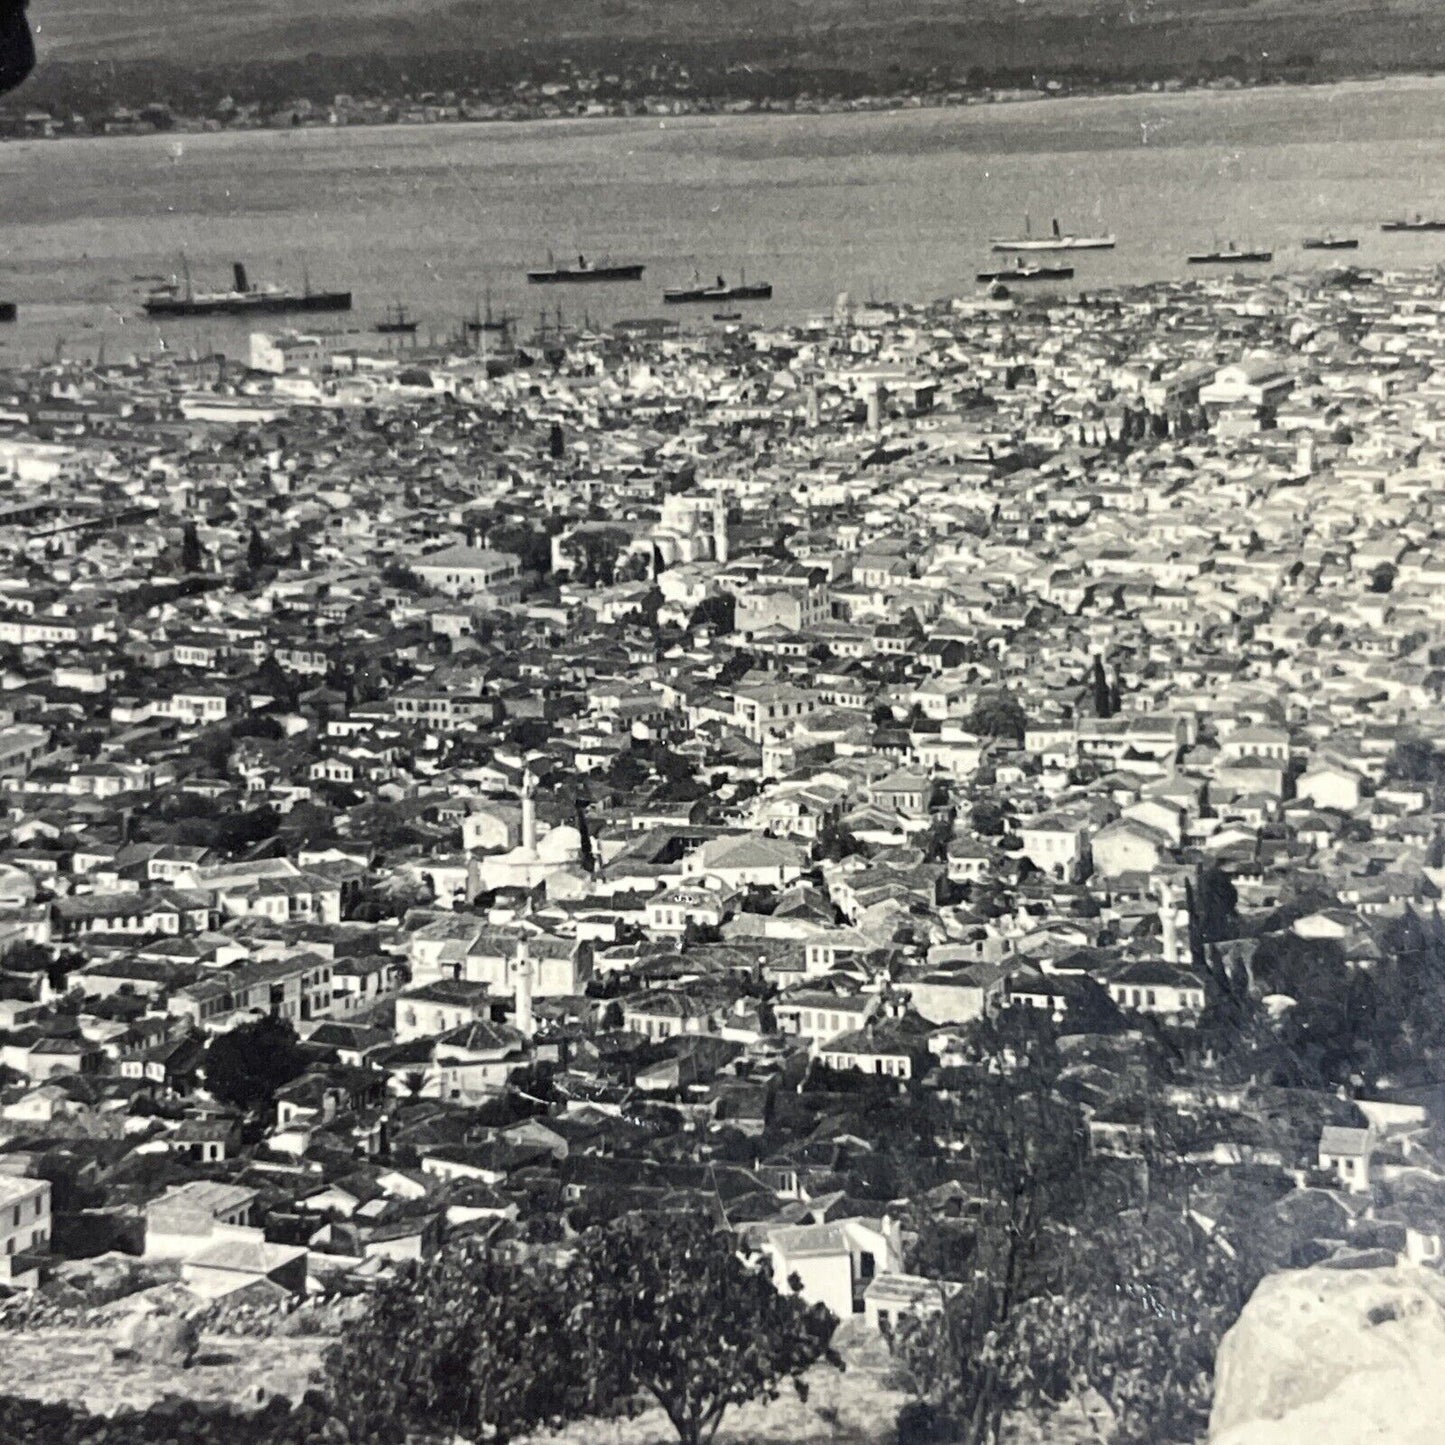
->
1382, 215, 1445, 233
712, 311, 743, 322
1301, 234, 1359, 251
975, 259, 1074, 282
527, 253, 645, 284
664, 270, 773, 305
1186, 243, 1272, 265
375, 303, 417, 334
990, 216, 1116, 252
0, 303, 15, 324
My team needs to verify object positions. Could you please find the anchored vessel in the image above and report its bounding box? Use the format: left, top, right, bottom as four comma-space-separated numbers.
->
1186, 243, 1273, 265
527, 254, 645, 284
143, 263, 351, 318
975, 259, 1075, 282
1302, 235, 1359, 251
466, 291, 514, 335
990, 216, 1116, 253
375, 304, 418, 334
1382, 216, 1445, 232
663, 272, 773, 304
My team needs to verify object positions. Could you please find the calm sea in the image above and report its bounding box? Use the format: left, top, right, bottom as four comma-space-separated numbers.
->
5, 76, 1445, 362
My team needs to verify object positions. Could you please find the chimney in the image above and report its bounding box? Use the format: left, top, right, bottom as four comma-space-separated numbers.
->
513, 940, 535, 1038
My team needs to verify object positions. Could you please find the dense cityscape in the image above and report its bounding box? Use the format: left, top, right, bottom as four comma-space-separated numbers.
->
0, 262, 1442, 1442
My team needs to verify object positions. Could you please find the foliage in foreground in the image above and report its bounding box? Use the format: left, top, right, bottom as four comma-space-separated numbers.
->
0, 1392, 340, 1445
323, 1210, 840, 1445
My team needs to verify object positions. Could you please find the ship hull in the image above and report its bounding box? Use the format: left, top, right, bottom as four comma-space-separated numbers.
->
990, 236, 1115, 252
143, 291, 352, 318
663, 284, 772, 304
527, 266, 645, 284
0, 303, 15, 324
1302, 239, 1359, 251
1186, 253, 1271, 265
976, 267, 1074, 282
1382, 221, 1445, 232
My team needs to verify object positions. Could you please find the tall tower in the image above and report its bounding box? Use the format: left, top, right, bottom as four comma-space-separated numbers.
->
512, 938, 535, 1038
867, 385, 883, 434
1156, 878, 1180, 965
713, 498, 730, 565
805, 384, 820, 430
1296, 433, 1316, 477
521, 770, 538, 855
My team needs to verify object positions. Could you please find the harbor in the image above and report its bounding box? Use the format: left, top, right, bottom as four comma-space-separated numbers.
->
7, 77, 1445, 360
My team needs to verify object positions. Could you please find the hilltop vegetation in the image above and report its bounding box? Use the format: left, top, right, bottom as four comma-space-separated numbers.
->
20, 0, 1445, 119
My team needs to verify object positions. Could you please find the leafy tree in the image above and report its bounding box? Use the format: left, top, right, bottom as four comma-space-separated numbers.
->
688, 593, 736, 634
327, 1214, 838, 1445
818, 815, 863, 862
965, 693, 1027, 744
559, 526, 631, 587
204, 1015, 306, 1112
1368, 561, 1397, 594
970, 798, 1010, 838
573, 1212, 841, 1445
324, 1241, 602, 1445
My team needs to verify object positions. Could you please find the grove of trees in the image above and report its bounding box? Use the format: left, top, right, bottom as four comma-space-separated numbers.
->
323, 1212, 839, 1445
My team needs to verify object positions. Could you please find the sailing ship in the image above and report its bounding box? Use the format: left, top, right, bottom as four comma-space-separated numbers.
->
375, 304, 418, 334
990, 216, 1116, 252
466, 290, 514, 335
143, 261, 351, 318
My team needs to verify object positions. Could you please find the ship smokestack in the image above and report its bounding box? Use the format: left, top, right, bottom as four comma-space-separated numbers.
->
233, 263, 249, 294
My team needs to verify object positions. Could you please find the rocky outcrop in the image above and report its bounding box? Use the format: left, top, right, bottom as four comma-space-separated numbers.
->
111, 1310, 200, 1369
1210, 1264, 1445, 1445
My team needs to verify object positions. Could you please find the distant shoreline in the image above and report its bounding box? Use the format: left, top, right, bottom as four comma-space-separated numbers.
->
7, 66, 1445, 148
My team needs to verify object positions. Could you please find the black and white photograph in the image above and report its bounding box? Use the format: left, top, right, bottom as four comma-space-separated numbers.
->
2, 2, 1445, 1442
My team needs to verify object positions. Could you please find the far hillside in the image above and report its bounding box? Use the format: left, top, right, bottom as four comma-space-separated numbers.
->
23, 0, 1445, 115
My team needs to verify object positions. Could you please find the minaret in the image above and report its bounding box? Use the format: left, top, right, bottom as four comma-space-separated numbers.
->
512, 939, 535, 1038
1157, 878, 1180, 964
866, 385, 882, 434
805, 384, 820, 430
521, 770, 538, 854
1296, 434, 1316, 477
713, 499, 729, 565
